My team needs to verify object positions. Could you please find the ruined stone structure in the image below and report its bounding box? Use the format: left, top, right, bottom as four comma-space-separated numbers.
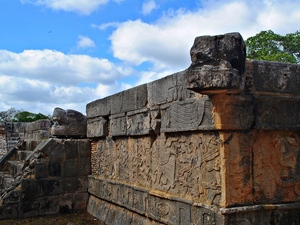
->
86, 33, 300, 224
0, 122, 27, 158
0, 111, 90, 219
0, 32, 299, 224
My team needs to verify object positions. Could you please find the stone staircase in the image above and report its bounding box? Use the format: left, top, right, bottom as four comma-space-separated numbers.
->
0, 140, 31, 197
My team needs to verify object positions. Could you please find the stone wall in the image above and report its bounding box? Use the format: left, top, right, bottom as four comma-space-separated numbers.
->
0, 122, 27, 158
0, 118, 91, 219
86, 33, 300, 224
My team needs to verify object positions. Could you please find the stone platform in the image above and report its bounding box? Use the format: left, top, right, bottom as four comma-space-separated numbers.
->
86, 33, 300, 224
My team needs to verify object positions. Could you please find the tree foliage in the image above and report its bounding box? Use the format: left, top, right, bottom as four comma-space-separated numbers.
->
245, 30, 300, 64
0, 107, 49, 122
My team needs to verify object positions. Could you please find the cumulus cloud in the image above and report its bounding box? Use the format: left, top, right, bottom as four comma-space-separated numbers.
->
0, 49, 130, 85
142, 0, 158, 15
77, 36, 96, 49
108, 0, 300, 77
20, 0, 109, 15
0, 49, 132, 114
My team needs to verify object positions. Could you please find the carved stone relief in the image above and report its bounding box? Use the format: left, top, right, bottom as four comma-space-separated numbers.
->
160, 97, 215, 132
256, 98, 300, 129
252, 131, 300, 203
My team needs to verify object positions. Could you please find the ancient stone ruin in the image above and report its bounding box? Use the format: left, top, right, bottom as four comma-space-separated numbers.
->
86, 33, 300, 224
1, 32, 300, 224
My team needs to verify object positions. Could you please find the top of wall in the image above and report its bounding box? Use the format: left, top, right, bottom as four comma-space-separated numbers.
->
86, 32, 300, 136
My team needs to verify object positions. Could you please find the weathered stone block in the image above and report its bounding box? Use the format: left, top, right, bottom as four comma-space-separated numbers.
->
252, 130, 300, 204
38, 196, 60, 215
211, 94, 254, 130
34, 161, 48, 179
127, 108, 153, 136
2, 190, 21, 204
87, 117, 108, 138
73, 192, 89, 210
160, 97, 214, 132
254, 97, 300, 130
186, 32, 246, 93
39, 178, 62, 196
110, 113, 127, 136
62, 178, 79, 193
247, 60, 300, 94
86, 96, 111, 118
111, 84, 148, 115
77, 176, 89, 193
51, 108, 87, 137
21, 178, 40, 201
78, 139, 91, 158
64, 141, 79, 159
59, 193, 73, 213
78, 157, 91, 176
19, 201, 40, 217
0, 204, 19, 219
48, 160, 61, 177
61, 159, 78, 177
147, 70, 196, 107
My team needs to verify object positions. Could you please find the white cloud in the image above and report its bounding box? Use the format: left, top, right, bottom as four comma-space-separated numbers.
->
77, 36, 96, 49
20, 0, 109, 15
0, 49, 132, 114
108, 0, 300, 76
0, 49, 130, 85
142, 0, 158, 15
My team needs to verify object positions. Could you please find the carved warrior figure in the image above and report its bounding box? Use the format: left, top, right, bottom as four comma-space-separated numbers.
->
50, 107, 87, 137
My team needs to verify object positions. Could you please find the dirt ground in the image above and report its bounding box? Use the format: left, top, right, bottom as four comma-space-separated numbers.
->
0, 211, 105, 225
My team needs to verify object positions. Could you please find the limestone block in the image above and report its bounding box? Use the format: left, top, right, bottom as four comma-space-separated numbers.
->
61, 159, 78, 178
34, 161, 49, 179
87, 84, 147, 118
19, 201, 40, 217
2, 190, 21, 204
73, 192, 89, 210
39, 178, 62, 196
21, 178, 40, 201
51, 107, 87, 137
246, 60, 300, 94
0, 204, 19, 219
186, 32, 246, 93
254, 97, 300, 130
192, 204, 222, 225
110, 113, 127, 136
62, 177, 79, 193
127, 108, 153, 136
87, 117, 108, 138
220, 132, 253, 207
86, 96, 111, 118
147, 70, 197, 107
160, 97, 214, 132
38, 196, 60, 215
211, 94, 254, 130
252, 130, 300, 204
147, 194, 192, 224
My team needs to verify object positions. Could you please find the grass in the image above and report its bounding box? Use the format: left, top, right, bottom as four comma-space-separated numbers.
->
0, 211, 105, 225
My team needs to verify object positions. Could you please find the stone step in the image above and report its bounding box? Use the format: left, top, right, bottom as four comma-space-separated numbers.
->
17, 150, 32, 161
0, 171, 14, 190
7, 160, 23, 177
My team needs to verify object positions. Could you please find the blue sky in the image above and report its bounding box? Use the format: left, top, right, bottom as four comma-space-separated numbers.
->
0, 0, 299, 115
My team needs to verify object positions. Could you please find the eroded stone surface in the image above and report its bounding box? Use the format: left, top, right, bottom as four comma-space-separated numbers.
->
186, 32, 246, 93
85, 32, 300, 224
51, 107, 87, 137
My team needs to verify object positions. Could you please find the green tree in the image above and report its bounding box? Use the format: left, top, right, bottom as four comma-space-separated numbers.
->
0, 108, 49, 122
245, 30, 300, 63
13, 111, 49, 122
